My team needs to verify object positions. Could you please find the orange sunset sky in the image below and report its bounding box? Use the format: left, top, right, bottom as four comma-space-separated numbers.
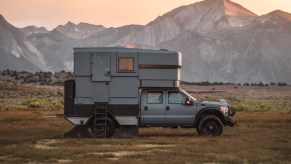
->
0, 0, 291, 30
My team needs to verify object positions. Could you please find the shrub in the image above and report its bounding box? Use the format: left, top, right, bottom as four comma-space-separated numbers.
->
21, 98, 63, 109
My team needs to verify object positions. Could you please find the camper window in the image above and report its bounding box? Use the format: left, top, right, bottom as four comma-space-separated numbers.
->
118, 57, 134, 71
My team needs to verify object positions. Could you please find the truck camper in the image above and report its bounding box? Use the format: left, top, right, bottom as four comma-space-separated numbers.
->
64, 47, 236, 138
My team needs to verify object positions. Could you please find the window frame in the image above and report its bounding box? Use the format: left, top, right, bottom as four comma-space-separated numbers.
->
168, 91, 186, 104
117, 57, 135, 72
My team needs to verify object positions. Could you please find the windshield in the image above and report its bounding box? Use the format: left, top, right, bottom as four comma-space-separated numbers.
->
181, 90, 197, 101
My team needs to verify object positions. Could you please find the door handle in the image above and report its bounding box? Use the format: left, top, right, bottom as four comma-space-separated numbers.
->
144, 106, 148, 111
166, 106, 170, 111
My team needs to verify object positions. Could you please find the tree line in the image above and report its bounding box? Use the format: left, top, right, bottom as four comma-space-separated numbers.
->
0, 70, 73, 86
181, 81, 288, 86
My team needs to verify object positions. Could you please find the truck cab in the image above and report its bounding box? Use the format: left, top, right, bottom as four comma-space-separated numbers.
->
140, 89, 236, 135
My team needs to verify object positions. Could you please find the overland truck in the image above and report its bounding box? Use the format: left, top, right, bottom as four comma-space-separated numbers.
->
64, 47, 236, 138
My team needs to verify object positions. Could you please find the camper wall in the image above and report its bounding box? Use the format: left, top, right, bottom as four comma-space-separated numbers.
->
73, 48, 181, 105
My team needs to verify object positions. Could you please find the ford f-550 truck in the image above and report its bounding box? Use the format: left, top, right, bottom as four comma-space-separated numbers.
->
64, 47, 236, 138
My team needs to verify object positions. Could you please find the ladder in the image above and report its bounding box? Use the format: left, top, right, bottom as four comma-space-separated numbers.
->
94, 103, 108, 138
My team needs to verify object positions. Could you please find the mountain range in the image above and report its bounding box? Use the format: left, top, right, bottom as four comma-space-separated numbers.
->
0, 0, 291, 83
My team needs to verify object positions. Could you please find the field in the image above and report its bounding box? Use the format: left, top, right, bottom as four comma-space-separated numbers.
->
0, 111, 290, 163
0, 80, 291, 163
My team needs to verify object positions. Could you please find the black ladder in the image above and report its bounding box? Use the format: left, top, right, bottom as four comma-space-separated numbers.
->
94, 103, 108, 138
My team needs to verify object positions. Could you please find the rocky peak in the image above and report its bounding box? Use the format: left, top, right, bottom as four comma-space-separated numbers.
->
0, 14, 4, 20
64, 21, 76, 28
258, 10, 291, 23
270, 10, 291, 21
0, 14, 9, 26
151, 0, 256, 24
224, 0, 257, 17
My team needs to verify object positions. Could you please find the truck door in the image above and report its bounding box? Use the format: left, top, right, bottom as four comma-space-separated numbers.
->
165, 91, 196, 125
140, 90, 165, 125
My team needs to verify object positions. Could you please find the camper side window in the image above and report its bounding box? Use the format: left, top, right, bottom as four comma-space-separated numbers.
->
147, 91, 163, 104
118, 57, 134, 71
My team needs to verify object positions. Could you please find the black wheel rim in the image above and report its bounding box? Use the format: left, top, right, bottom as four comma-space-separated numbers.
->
204, 120, 219, 135
94, 120, 111, 136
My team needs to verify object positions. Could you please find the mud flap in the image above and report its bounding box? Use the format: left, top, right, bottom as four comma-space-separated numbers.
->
114, 126, 139, 137
64, 126, 93, 138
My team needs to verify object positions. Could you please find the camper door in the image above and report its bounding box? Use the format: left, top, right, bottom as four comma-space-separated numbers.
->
92, 53, 111, 82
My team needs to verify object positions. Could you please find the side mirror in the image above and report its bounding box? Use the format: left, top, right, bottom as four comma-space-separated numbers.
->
185, 97, 193, 105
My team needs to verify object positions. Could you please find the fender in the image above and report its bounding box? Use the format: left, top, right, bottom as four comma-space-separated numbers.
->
86, 111, 120, 128
93, 112, 137, 127
194, 107, 225, 125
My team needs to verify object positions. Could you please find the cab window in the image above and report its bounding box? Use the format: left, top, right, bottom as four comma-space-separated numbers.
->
147, 91, 163, 104
168, 91, 185, 104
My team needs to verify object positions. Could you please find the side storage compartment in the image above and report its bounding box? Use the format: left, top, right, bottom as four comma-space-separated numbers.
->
108, 105, 140, 137
64, 80, 75, 115
138, 51, 181, 88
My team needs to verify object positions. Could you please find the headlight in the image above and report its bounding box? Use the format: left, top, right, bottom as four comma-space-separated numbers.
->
220, 106, 229, 116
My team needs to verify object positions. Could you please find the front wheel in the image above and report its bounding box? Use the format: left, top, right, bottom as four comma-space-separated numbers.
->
197, 115, 223, 136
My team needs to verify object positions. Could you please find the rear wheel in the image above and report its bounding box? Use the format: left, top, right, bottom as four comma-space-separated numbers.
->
197, 115, 223, 136
90, 116, 116, 138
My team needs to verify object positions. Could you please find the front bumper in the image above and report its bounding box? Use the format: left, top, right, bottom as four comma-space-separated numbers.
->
224, 112, 237, 127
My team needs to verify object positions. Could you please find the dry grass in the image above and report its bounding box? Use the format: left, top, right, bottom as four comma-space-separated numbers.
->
0, 82, 291, 163
182, 85, 291, 101
1, 81, 291, 112
0, 110, 290, 163
0, 80, 63, 99
183, 85, 291, 112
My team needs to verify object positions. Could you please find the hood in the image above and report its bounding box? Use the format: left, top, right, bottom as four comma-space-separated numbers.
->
198, 100, 229, 107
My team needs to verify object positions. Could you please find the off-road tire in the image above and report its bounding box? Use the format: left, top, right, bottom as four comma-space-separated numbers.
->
91, 116, 116, 138
197, 115, 223, 136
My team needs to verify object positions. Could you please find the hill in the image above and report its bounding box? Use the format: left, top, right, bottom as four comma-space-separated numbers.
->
0, 0, 291, 83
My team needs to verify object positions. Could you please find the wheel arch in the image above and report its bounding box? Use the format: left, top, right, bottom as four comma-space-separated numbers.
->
194, 108, 224, 126
106, 112, 120, 128
87, 112, 120, 128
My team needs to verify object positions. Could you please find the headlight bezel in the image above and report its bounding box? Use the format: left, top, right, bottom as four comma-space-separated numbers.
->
220, 106, 229, 116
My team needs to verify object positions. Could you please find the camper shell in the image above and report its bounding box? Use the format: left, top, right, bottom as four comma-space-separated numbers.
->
64, 47, 236, 138
65, 47, 182, 137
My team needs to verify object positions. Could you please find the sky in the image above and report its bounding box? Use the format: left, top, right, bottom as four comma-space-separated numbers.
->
0, 0, 291, 30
